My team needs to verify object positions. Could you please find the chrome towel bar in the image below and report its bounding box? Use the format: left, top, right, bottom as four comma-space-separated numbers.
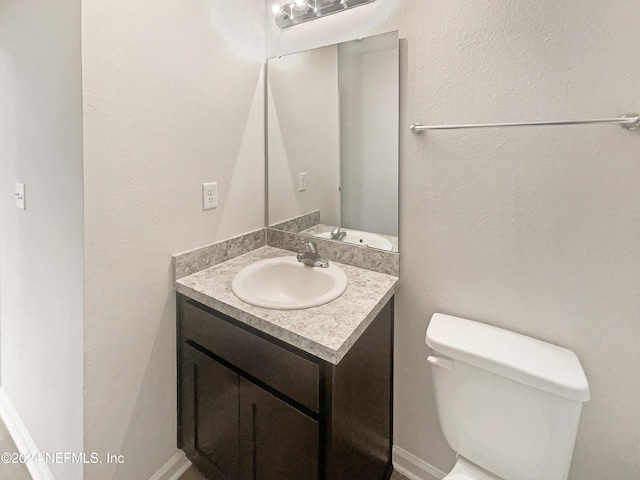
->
410, 113, 640, 134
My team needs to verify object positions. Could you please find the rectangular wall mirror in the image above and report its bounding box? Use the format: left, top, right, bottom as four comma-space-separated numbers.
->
266, 31, 399, 252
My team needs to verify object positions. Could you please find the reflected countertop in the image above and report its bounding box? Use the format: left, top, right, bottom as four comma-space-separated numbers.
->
300, 224, 399, 252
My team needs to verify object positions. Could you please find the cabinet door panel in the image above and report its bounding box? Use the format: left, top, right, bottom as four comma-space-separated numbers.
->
240, 379, 319, 480
181, 345, 240, 480
181, 299, 320, 413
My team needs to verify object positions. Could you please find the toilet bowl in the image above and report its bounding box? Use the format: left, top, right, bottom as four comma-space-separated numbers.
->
426, 313, 590, 480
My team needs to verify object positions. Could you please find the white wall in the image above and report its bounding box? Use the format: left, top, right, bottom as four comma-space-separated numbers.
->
268, 44, 341, 226
81, 0, 265, 478
0, 1, 84, 479
266, 1, 640, 479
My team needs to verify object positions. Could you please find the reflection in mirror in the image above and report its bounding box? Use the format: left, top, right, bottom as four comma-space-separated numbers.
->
267, 31, 399, 252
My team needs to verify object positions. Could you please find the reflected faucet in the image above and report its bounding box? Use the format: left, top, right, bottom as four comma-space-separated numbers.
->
297, 240, 329, 268
330, 225, 346, 241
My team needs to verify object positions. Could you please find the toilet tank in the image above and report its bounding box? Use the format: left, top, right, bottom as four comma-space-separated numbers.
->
425, 313, 589, 480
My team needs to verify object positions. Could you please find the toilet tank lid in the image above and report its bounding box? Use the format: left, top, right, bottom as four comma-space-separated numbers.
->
426, 313, 590, 402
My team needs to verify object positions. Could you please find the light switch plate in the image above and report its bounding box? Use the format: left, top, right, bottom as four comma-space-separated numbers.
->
15, 183, 25, 210
298, 172, 307, 192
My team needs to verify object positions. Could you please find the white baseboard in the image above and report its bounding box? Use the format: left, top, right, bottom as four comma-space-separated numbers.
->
0, 387, 55, 480
393, 445, 447, 480
151, 447, 445, 480
149, 450, 192, 480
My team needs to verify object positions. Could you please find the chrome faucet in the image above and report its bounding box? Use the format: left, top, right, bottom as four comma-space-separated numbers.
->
330, 225, 346, 241
297, 240, 329, 268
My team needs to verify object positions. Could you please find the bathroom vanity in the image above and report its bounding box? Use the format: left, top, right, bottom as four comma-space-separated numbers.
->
178, 295, 393, 480
174, 28, 400, 480
175, 244, 399, 480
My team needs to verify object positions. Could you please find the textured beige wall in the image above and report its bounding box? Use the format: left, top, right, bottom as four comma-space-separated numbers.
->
267, 1, 640, 478
82, 0, 265, 478
0, 1, 84, 479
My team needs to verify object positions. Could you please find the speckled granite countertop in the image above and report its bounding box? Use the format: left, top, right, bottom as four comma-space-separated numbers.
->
175, 246, 399, 364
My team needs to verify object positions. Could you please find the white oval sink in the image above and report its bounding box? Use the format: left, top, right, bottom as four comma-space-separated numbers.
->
317, 229, 393, 251
231, 257, 348, 310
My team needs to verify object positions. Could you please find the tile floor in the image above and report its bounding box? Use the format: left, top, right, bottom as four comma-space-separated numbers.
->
180, 465, 410, 480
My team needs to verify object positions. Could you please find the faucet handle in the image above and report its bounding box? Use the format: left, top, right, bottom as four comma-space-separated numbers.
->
301, 240, 318, 253
330, 225, 346, 241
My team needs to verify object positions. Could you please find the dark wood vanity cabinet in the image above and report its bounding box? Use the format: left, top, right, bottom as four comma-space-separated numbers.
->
177, 294, 393, 480
180, 345, 319, 480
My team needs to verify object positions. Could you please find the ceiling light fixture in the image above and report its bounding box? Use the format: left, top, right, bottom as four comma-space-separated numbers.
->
273, 0, 375, 29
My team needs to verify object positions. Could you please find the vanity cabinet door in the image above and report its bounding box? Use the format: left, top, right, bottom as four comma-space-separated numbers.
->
239, 378, 319, 480
181, 345, 240, 480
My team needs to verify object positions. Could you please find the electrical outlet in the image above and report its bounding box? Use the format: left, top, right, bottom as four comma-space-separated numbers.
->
15, 183, 25, 210
298, 172, 307, 192
203, 182, 218, 210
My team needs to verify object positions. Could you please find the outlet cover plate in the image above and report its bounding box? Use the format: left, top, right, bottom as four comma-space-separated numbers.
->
203, 182, 218, 210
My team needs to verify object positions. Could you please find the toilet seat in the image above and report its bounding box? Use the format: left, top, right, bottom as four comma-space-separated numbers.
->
443, 475, 475, 480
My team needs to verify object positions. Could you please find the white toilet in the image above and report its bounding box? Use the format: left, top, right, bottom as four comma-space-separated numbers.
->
425, 313, 590, 480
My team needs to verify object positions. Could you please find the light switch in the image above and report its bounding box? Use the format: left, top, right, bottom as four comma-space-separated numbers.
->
15, 183, 25, 210
298, 172, 307, 192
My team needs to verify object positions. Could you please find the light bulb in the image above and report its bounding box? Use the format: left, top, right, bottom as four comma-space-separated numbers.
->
271, 4, 281, 15
292, 0, 308, 11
